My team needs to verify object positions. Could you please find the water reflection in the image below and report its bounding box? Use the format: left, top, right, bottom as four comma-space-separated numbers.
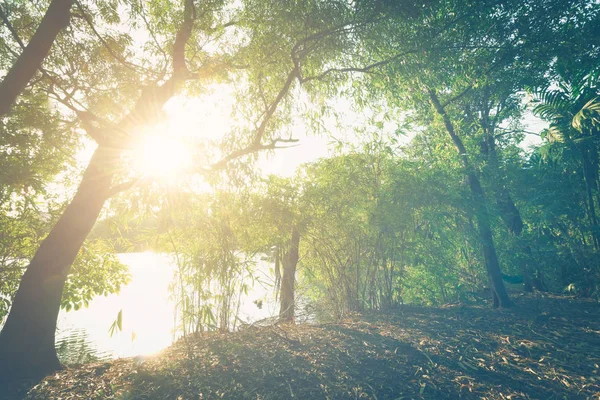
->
55, 252, 278, 364
56, 328, 112, 364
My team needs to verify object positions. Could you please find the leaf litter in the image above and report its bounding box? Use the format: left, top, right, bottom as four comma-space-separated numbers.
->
14, 292, 600, 399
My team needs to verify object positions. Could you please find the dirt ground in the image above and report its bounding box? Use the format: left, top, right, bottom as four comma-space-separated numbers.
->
7, 292, 600, 399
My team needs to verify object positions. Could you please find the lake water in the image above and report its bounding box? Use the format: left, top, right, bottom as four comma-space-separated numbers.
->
55, 252, 279, 364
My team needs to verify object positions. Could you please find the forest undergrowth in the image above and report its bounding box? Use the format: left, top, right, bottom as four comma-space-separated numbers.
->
11, 292, 600, 400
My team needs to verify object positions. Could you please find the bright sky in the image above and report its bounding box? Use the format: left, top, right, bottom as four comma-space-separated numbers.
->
162, 92, 336, 179
70, 65, 548, 189
74, 98, 546, 188
257, 129, 331, 177
520, 112, 546, 151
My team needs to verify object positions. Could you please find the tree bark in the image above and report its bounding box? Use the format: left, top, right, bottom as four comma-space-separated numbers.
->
580, 145, 600, 250
0, 0, 74, 116
496, 189, 535, 291
428, 88, 512, 308
0, 146, 116, 380
279, 225, 300, 323
480, 117, 534, 292
274, 245, 281, 300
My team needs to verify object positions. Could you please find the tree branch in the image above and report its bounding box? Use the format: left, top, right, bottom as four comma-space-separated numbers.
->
252, 67, 299, 146
0, 0, 75, 116
172, 0, 196, 78
75, 110, 115, 145
299, 50, 417, 83
209, 138, 300, 170
108, 0, 198, 142
0, 5, 26, 50
441, 86, 472, 108
108, 178, 142, 197
428, 87, 470, 167
73, 0, 153, 76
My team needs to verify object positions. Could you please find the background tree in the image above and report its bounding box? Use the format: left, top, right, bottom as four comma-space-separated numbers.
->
247, 176, 303, 324
529, 69, 600, 295
340, 0, 597, 306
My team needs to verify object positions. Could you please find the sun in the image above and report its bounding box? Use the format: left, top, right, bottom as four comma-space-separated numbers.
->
127, 92, 235, 181
131, 128, 193, 180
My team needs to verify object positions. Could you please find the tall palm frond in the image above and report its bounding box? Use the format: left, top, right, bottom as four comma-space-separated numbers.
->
573, 96, 600, 132
534, 71, 600, 141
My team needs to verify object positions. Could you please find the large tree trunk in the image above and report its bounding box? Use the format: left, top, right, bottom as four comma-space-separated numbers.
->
279, 225, 300, 323
0, 146, 116, 380
428, 88, 512, 308
274, 245, 281, 299
0, 0, 74, 116
0, 1, 197, 377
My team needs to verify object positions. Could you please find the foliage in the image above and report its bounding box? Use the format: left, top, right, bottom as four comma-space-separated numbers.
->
0, 89, 129, 320
149, 190, 260, 334
529, 68, 600, 295
2, 0, 600, 381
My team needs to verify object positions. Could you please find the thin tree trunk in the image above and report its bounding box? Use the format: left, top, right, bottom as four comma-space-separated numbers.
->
580, 146, 600, 250
428, 88, 512, 308
274, 245, 281, 301
496, 188, 535, 291
478, 98, 535, 291
279, 225, 300, 323
0, 0, 74, 116
0, 146, 115, 380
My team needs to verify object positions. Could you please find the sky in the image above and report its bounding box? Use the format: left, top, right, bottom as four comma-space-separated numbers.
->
73, 92, 547, 186
131, 92, 546, 180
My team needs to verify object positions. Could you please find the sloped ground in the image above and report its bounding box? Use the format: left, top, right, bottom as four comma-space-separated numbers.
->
13, 293, 600, 399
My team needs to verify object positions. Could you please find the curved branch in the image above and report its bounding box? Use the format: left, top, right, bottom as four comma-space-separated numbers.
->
173, 0, 196, 77
253, 67, 299, 145
299, 50, 416, 83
